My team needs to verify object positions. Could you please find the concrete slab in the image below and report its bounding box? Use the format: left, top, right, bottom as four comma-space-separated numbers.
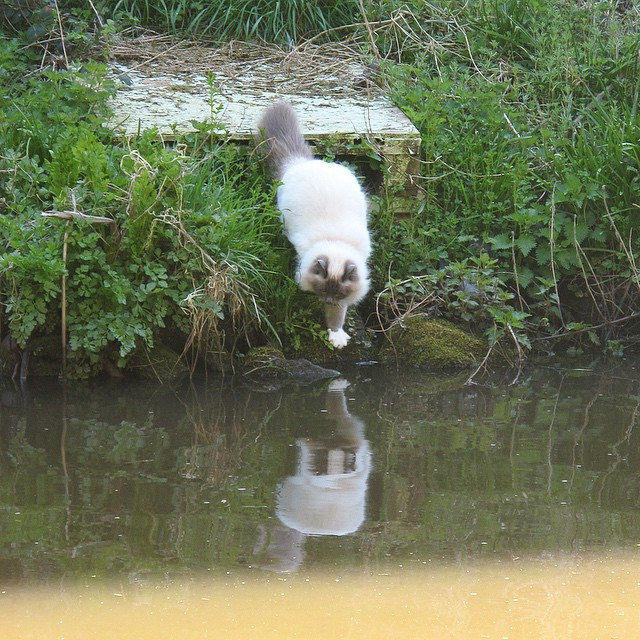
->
108, 37, 422, 211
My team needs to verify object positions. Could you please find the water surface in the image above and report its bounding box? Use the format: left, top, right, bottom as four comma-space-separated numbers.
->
2, 361, 640, 637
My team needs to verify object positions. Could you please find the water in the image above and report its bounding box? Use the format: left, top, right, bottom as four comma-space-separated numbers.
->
2, 361, 640, 637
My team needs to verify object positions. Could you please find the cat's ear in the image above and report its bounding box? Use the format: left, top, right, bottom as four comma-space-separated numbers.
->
310, 255, 329, 278
342, 261, 358, 282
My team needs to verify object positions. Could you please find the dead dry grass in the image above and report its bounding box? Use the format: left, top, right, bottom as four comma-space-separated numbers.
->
107, 29, 370, 98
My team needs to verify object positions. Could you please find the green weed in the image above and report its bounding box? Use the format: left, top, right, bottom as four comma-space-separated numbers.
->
104, 0, 361, 43
0, 41, 299, 378
2, 0, 640, 378
375, 0, 640, 350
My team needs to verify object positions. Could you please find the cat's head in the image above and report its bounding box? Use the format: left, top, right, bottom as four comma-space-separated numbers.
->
299, 250, 369, 305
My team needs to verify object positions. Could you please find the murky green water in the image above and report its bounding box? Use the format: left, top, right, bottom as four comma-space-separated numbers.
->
2, 360, 640, 585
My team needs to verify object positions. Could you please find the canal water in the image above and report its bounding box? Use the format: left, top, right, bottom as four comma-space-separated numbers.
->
2, 360, 640, 638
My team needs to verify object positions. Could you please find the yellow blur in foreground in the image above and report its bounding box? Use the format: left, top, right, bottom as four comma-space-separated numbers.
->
3, 553, 639, 640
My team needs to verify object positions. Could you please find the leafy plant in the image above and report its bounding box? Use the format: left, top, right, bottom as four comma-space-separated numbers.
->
0, 44, 298, 377
105, 0, 361, 43
2, 0, 640, 380
376, 0, 640, 350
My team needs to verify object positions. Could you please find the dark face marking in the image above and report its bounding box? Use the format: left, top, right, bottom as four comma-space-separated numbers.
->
342, 261, 358, 282
306, 256, 360, 303
323, 278, 344, 300
310, 255, 328, 278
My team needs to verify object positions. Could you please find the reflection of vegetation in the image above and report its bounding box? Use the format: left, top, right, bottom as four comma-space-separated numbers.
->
1, 365, 640, 581
358, 366, 640, 561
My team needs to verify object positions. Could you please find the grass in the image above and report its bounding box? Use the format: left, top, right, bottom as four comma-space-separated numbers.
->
0, 0, 639, 378
0, 45, 301, 377
102, 0, 362, 43
367, 0, 640, 351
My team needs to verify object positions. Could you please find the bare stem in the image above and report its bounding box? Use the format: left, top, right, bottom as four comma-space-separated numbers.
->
53, 0, 69, 68
549, 184, 564, 326
61, 221, 69, 376
42, 210, 115, 225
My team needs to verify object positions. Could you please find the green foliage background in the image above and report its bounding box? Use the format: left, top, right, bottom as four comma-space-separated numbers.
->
1, 0, 639, 377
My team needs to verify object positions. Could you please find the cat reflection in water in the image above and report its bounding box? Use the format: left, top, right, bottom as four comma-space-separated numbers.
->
253, 379, 371, 572
255, 102, 371, 349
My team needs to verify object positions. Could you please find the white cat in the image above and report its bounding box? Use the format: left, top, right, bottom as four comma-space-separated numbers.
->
256, 102, 371, 349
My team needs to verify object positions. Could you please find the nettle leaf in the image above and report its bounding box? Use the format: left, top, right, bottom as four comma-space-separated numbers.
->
515, 233, 537, 257
487, 233, 512, 251
571, 219, 591, 244
516, 331, 532, 350
516, 266, 534, 288
556, 248, 580, 270
535, 243, 550, 266
555, 174, 583, 204
566, 322, 589, 331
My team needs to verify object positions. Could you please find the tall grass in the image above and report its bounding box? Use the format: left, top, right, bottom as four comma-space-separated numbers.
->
106, 0, 361, 42
368, 0, 640, 345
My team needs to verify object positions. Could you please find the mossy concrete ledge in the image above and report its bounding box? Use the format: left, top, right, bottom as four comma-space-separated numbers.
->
241, 347, 341, 384
383, 317, 486, 369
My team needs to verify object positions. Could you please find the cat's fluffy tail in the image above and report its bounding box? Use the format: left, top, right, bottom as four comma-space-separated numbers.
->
256, 102, 312, 178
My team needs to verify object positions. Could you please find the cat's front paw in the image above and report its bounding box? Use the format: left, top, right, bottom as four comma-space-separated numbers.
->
328, 328, 350, 349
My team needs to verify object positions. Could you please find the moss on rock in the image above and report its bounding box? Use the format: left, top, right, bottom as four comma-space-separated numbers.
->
383, 317, 486, 369
241, 346, 340, 384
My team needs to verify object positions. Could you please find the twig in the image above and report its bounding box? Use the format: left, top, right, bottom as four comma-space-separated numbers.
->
52, 0, 69, 69
569, 383, 600, 490
87, 0, 104, 28
374, 274, 437, 331
597, 381, 637, 505
531, 311, 640, 341
549, 184, 564, 325
507, 324, 524, 384
290, 20, 375, 51
579, 243, 617, 320
603, 195, 640, 293
465, 340, 495, 386
42, 210, 115, 225
511, 231, 524, 311
58, 192, 83, 377
61, 385, 71, 542
113, 41, 183, 78
40, 40, 49, 70
452, 15, 489, 82
503, 112, 521, 137
357, 0, 381, 59
546, 381, 563, 494
61, 219, 69, 376
573, 216, 603, 320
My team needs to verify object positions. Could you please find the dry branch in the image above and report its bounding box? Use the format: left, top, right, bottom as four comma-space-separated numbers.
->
42, 199, 117, 377
42, 210, 115, 225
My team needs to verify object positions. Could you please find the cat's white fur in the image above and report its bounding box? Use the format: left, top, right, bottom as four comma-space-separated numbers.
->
279, 160, 371, 297
257, 103, 371, 349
